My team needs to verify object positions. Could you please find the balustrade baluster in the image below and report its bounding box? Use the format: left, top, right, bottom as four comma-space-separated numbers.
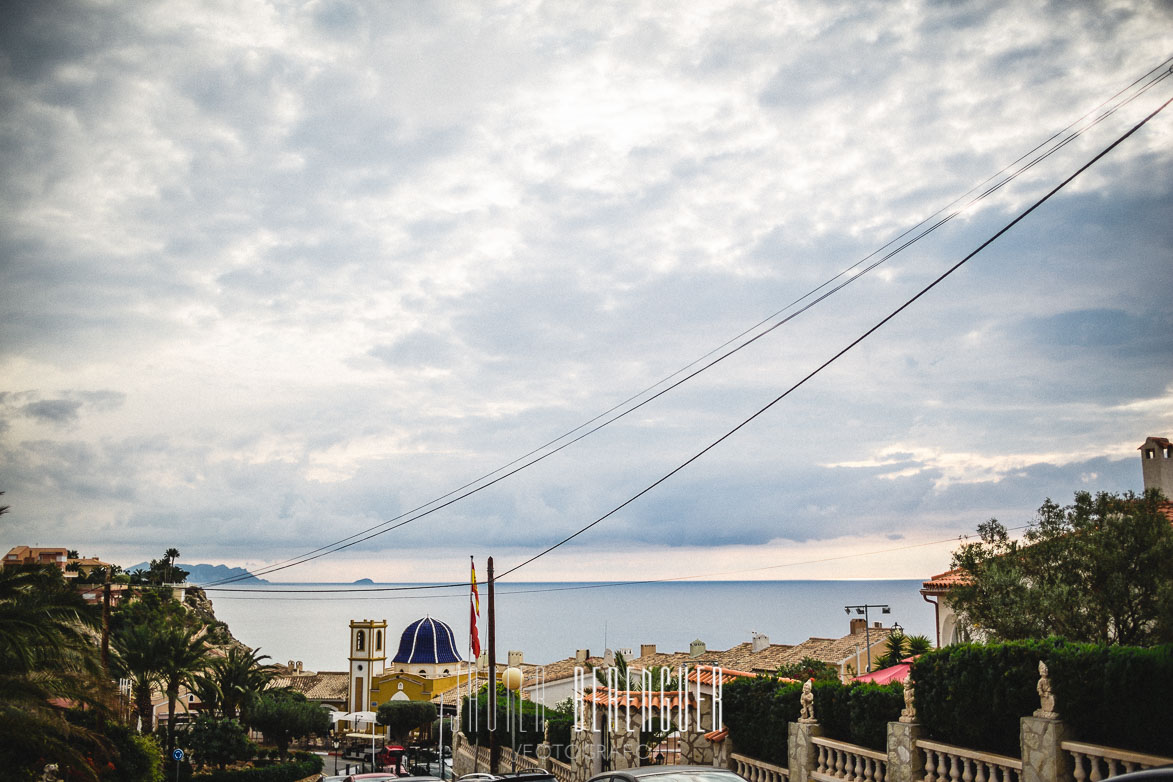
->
1108, 760, 1120, 778
938, 751, 951, 782
1090, 757, 1103, 782
833, 749, 843, 779
923, 748, 936, 782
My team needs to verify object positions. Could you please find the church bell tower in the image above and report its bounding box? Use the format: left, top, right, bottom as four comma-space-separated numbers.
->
348, 619, 387, 713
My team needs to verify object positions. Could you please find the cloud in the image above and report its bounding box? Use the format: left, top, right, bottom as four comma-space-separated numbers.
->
1, 0, 1171, 579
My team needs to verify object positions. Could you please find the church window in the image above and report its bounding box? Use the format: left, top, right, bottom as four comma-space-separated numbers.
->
376, 630, 382, 650
356, 630, 365, 651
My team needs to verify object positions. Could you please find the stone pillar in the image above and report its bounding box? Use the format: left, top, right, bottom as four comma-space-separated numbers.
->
570, 729, 597, 782
1020, 715, 1071, 782
887, 721, 925, 782
610, 720, 641, 770
680, 693, 716, 765
788, 721, 823, 782
536, 740, 552, 771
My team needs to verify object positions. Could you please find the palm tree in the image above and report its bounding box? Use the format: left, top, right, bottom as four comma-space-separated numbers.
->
164, 547, 180, 584
0, 565, 114, 778
197, 646, 277, 720
156, 623, 210, 755
113, 622, 165, 733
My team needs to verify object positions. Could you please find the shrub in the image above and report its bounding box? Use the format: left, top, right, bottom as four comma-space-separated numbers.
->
191, 755, 322, 782
1046, 642, 1173, 755
848, 683, 904, 751
912, 639, 1061, 756
723, 675, 797, 766
724, 677, 901, 761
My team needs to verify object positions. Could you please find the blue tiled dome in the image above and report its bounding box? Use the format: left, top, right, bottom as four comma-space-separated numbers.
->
393, 616, 462, 664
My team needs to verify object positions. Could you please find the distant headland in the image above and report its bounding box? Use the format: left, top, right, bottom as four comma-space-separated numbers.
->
126, 562, 270, 584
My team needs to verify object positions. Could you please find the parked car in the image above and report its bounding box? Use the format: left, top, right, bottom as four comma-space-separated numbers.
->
456, 774, 499, 782
493, 773, 558, 782
587, 767, 747, 782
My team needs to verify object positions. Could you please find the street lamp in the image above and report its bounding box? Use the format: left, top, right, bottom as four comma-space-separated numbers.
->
503, 667, 523, 772
845, 604, 891, 672
331, 736, 340, 775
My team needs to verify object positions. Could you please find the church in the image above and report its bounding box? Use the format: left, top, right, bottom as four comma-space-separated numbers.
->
347, 615, 477, 715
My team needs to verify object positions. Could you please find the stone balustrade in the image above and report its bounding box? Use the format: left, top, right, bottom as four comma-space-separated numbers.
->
732, 752, 790, 782
548, 756, 574, 782
1063, 741, 1171, 782
812, 736, 888, 782
918, 739, 1023, 782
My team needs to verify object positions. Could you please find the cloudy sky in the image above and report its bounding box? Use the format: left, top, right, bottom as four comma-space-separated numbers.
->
2, 0, 1171, 585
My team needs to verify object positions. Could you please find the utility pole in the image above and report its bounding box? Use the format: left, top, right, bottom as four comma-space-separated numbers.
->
101, 567, 112, 673
488, 557, 498, 774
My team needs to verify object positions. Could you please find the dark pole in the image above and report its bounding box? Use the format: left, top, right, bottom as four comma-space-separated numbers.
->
101, 568, 112, 673
488, 557, 498, 774
863, 606, 872, 672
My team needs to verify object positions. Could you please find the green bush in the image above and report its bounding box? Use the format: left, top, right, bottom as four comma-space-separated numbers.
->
724, 677, 902, 762
914, 639, 1173, 757
723, 675, 793, 765
191, 755, 322, 782
847, 684, 904, 751
912, 639, 1061, 756
1046, 642, 1173, 755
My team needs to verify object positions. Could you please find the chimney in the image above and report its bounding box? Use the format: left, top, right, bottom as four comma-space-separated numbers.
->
850, 618, 867, 634
477, 651, 488, 671
508, 650, 524, 667
1140, 436, 1173, 497
603, 649, 615, 667
640, 644, 657, 658
752, 632, 769, 653
689, 639, 706, 658
575, 649, 589, 665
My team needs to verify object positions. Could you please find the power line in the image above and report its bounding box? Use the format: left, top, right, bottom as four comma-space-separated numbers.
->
199, 522, 1031, 599
205, 57, 1173, 587
493, 88, 1173, 582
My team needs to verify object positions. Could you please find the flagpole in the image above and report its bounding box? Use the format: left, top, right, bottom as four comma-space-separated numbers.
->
488, 556, 497, 775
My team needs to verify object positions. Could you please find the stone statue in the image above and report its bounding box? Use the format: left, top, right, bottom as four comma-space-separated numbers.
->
1034, 660, 1058, 718
799, 678, 817, 723
899, 673, 917, 723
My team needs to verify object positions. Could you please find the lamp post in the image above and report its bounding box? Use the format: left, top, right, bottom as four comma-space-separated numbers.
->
331, 736, 340, 775
845, 603, 891, 672
503, 666, 523, 772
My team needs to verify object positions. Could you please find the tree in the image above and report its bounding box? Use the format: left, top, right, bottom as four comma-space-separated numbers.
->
181, 716, 254, 771
947, 489, 1173, 645
164, 548, 180, 585
195, 647, 277, 720
377, 700, 437, 745
0, 564, 114, 779
776, 656, 839, 682
113, 623, 165, 734
156, 624, 210, 756
246, 691, 329, 761
111, 590, 198, 736
875, 631, 908, 670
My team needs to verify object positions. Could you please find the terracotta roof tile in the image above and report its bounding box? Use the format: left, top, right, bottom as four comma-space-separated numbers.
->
270, 671, 349, 701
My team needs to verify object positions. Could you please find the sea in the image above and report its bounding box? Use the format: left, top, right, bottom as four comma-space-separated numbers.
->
201, 579, 934, 672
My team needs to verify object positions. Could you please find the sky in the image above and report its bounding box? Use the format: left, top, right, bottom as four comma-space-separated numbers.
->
1, 0, 1172, 586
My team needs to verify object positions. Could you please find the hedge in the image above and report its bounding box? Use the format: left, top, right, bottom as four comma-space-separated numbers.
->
723, 677, 903, 763
912, 640, 1173, 757
1045, 642, 1173, 756
191, 754, 323, 782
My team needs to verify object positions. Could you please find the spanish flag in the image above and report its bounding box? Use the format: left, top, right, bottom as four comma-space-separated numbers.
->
470, 556, 481, 658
